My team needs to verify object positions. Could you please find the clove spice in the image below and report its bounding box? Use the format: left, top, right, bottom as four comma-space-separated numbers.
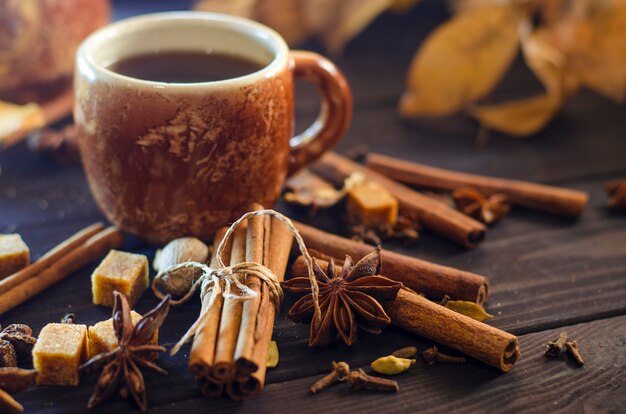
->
348, 369, 399, 392
422, 346, 466, 365
309, 361, 350, 394
544, 331, 568, 358
565, 341, 584, 366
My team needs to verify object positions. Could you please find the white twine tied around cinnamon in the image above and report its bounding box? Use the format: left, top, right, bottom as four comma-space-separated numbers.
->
153, 209, 320, 355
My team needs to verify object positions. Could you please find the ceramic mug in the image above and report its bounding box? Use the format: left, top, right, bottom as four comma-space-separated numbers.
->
75, 12, 351, 244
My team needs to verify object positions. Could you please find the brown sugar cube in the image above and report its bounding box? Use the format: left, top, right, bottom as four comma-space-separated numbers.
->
347, 180, 399, 228
88, 310, 158, 358
32, 323, 88, 386
0, 234, 30, 278
91, 250, 149, 308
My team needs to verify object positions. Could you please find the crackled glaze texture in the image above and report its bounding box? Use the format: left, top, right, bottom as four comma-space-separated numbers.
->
76, 70, 293, 244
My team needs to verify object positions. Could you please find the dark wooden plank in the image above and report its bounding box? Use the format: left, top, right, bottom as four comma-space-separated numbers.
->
66, 314, 624, 414
5, 175, 626, 412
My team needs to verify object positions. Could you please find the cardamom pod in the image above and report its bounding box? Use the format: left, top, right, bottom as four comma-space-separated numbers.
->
445, 300, 493, 321
266, 341, 279, 368
370, 355, 415, 375
392, 346, 418, 359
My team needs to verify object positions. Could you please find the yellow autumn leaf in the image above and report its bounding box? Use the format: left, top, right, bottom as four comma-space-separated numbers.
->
400, 4, 526, 117
520, 23, 576, 96
267, 340, 279, 368
445, 300, 494, 321
0, 100, 45, 144
468, 94, 562, 137
543, 0, 626, 102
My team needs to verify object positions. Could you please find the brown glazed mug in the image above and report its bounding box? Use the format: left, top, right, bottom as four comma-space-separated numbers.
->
75, 12, 351, 244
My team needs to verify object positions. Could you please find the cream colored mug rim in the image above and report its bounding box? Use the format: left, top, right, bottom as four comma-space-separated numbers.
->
76, 11, 290, 91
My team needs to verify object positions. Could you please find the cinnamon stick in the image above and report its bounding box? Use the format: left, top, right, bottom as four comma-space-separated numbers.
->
292, 258, 518, 372
228, 215, 294, 400
0, 226, 123, 315
188, 227, 230, 382
389, 288, 519, 372
0, 222, 105, 293
311, 152, 486, 248
293, 221, 489, 304
233, 204, 268, 374
366, 152, 588, 218
211, 223, 247, 382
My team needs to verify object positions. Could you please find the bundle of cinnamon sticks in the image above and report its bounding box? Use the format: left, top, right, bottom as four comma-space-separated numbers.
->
0, 223, 123, 315
188, 205, 293, 400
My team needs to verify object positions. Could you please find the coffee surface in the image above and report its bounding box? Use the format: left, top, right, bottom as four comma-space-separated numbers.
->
108, 51, 263, 83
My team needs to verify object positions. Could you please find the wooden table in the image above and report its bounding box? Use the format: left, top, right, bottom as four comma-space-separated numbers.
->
2, 1, 625, 413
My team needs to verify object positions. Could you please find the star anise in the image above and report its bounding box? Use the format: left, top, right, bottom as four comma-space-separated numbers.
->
282, 247, 402, 346
80, 291, 171, 411
0, 367, 37, 414
452, 187, 510, 224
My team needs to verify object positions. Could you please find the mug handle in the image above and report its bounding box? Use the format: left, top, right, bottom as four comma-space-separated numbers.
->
288, 51, 352, 176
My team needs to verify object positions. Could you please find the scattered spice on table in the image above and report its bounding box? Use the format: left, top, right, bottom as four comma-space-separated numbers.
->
0, 324, 36, 365
544, 331, 568, 358
565, 341, 584, 366
282, 247, 402, 346
309, 361, 351, 394
443, 299, 494, 322
452, 187, 510, 225
422, 346, 467, 365
392, 346, 418, 359
349, 368, 399, 392
371, 355, 415, 375
80, 291, 171, 411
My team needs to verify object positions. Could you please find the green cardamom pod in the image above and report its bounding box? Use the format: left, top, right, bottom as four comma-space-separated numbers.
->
266, 341, 279, 368
445, 300, 494, 321
391, 346, 418, 359
371, 355, 415, 375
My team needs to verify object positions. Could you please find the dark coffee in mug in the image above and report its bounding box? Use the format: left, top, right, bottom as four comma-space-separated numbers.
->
108, 51, 263, 83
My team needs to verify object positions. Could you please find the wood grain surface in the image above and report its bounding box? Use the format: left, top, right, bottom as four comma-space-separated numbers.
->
1, 0, 625, 413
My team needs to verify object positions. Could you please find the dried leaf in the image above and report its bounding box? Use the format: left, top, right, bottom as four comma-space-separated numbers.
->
266, 341, 279, 368
0, 101, 45, 143
520, 24, 576, 96
445, 300, 494, 321
543, 0, 626, 102
468, 93, 562, 137
400, 4, 526, 116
